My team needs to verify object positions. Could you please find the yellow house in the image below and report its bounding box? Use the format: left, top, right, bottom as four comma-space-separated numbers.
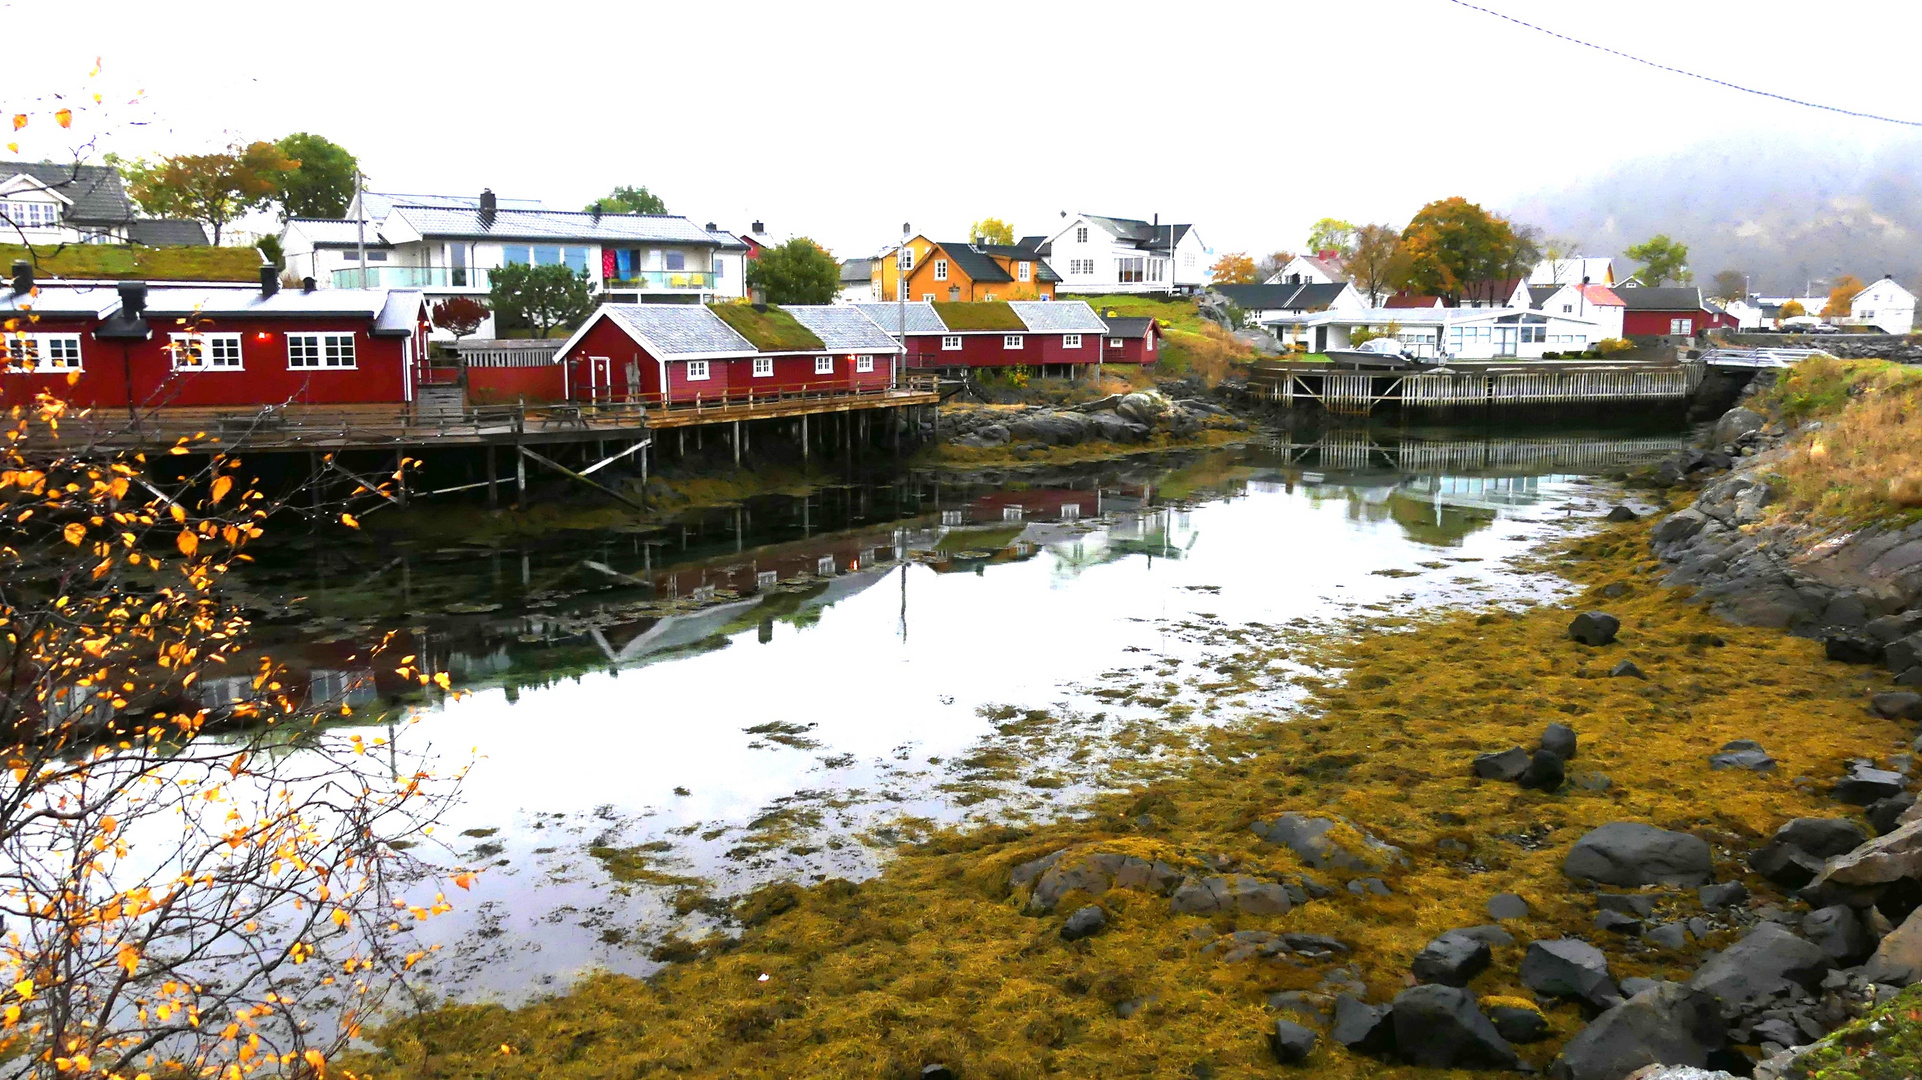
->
872, 236, 1058, 302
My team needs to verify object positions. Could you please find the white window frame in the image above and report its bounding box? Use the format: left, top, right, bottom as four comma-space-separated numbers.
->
1017, 262, 1031, 282
933, 259, 948, 281
814, 355, 834, 374
941, 335, 963, 351
2, 200, 60, 229
1670, 317, 1693, 335
1109, 337, 1124, 348
3, 333, 83, 372
169, 332, 243, 371
921, 293, 936, 302
685, 359, 711, 381
855, 355, 874, 373
752, 356, 773, 377
898, 248, 913, 271
1003, 335, 1024, 350
1075, 226, 1088, 243
287, 332, 356, 370
1063, 334, 1082, 349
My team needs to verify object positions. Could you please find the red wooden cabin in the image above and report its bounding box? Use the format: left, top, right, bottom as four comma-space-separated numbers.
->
1099, 316, 1160, 365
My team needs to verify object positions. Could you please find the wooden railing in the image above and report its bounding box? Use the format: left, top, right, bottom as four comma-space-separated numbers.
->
26, 400, 655, 451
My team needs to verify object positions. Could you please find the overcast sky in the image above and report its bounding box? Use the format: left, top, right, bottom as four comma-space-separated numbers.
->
12, 0, 1921, 259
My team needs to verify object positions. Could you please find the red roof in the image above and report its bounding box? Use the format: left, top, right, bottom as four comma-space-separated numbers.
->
1384, 292, 1443, 308
1579, 284, 1625, 307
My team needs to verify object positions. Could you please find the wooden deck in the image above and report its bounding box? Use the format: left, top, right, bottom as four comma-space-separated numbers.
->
638, 373, 941, 430
1247, 359, 1704, 413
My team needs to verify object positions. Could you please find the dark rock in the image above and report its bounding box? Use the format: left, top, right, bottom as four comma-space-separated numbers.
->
1542, 723, 1579, 760
1389, 984, 1518, 1069
1564, 822, 1714, 887
1700, 881, 1749, 911
921, 1066, 955, 1080
1688, 922, 1832, 1015
1169, 875, 1292, 916
1713, 406, 1766, 445
1709, 748, 1778, 772
1453, 925, 1517, 947
1824, 632, 1883, 664
1619, 977, 1667, 997
1869, 793, 1918, 836
1688, 917, 1712, 940
1871, 691, 1922, 721
1521, 938, 1621, 1008
1330, 993, 1395, 1055
1749, 818, 1869, 889
1487, 892, 1530, 920
1834, 762, 1906, 805
1802, 905, 1874, 965
1605, 505, 1640, 523
1060, 904, 1107, 941
1488, 1005, 1550, 1044
1347, 877, 1391, 896
1597, 910, 1644, 934
1651, 508, 1707, 544
1609, 659, 1647, 679
1249, 813, 1405, 871
1645, 922, 1690, 950
1864, 905, 1922, 986
1569, 611, 1622, 646
1573, 772, 1614, 791
1520, 749, 1567, 792
1598, 894, 1659, 918
1748, 1017, 1800, 1048
1268, 1019, 1317, 1064
1267, 990, 1331, 1027
1550, 982, 1726, 1080
1411, 930, 1494, 987
1889, 632, 1922, 674
1280, 933, 1350, 955
1472, 747, 1532, 781
1024, 851, 1183, 912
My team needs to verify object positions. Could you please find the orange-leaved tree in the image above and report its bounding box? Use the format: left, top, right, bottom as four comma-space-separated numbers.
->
1208, 252, 1258, 285
1822, 275, 1864, 318
120, 141, 296, 246
1396, 197, 1525, 306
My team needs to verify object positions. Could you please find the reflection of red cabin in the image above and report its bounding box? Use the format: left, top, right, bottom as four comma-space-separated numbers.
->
1099, 316, 1159, 365
555, 303, 899, 404
0, 273, 430, 410
966, 487, 1097, 523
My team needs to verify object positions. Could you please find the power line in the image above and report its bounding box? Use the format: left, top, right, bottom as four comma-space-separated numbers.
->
1439, 0, 1922, 126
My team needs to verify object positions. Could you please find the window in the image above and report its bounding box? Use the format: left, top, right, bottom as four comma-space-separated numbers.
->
933, 259, 948, 281
899, 248, 913, 270
1075, 226, 1088, 243
921, 293, 935, 302
1562, 303, 1574, 313
856, 355, 874, 372
714, 257, 726, 279
1670, 317, 1693, 335
816, 555, 836, 575
814, 356, 833, 374
1017, 262, 1031, 282
287, 333, 356, 369
1063, 334, 1082, 348
2, 200, 59, 228
3, 333, 82, 371
685, 360, 711, 381
366, 250, 388, 262
170, 333, 242, 370
752, 356, 773, 377
941, 509, 963, 525
1109, 337, 1124, 347
665, 251, 686, 271
1117, 257, 1144, 283
1003, 335, 1023, 350
941, 335, 962, 351
1183, 252, 1196, 267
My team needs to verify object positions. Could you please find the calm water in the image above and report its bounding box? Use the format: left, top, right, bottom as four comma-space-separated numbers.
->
229, 421, 1690, 1002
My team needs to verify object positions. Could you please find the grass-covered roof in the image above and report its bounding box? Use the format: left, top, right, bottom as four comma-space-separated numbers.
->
932, 301, 1025, 332
709, 304, 825, 352
2, 243, 263, 282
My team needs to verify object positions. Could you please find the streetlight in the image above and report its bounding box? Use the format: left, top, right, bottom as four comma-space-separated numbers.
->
895, 222, 909, 390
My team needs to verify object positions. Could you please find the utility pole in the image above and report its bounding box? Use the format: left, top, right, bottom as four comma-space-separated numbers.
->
354, 169, 366, 287
896, 221, 908, 391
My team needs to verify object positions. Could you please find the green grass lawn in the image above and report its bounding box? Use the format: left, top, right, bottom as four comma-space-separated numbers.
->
5, 242, 262, 282
932, 301, 1025, 331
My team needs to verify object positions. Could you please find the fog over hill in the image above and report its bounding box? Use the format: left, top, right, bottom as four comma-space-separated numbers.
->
1504, 136, 1922, 295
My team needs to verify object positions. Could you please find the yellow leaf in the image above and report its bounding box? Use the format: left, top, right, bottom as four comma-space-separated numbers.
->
340, 513, 359, 529
176, 529, 197, 556
62, 522, 84, 546
9, 115, 24, 131
117, 944, 139, 975
53, 108, 71, 129
303, 1048, 325, 1074
330, 908, 349, 927
169, 502, 186, 522
4, 144, 15, 154
11, 979, 31, 1000
210, 475, 232, 504
452, 872, 475, 890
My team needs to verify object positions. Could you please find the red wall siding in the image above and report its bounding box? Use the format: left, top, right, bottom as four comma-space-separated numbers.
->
1623, 310, 1705, 336
467, 365, 566, 403
1024, 332, 1100, 366
562, 317, 666, 402
1105, 336, 1157, 364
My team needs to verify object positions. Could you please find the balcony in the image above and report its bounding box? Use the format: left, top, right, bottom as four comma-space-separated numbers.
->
604, 270, 718, 291
332, 266, 494, 290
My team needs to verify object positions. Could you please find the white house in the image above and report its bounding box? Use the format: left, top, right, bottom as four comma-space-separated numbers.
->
1038, 213, 1212, 294
1261, 306, 1606, 359
1529, 257, 1616, 287
282, 189, 737, 339
1264, 251, 1349, 287
0, 161, 207, 247
1847, 275, 1916, 334
837, 257, 876, 304
1212, 281, 1364, 329
1721, 297, 1767, 330
1529, 282, 1625, 341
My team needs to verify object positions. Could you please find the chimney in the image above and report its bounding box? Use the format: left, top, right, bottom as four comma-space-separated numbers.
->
9, 259, 30, 296
479, 188, 497, 215
301, 276, 317, 294
749, 284, 768, 308
116, 280, 147, 318
704, 221, 716, 231
259, 265, 280, 297
751, 220, 765, 235
590, 203, 603, 223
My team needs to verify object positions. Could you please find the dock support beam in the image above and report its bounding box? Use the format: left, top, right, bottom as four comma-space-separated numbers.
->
514, 440, 526, 506
732, 420, 741, 468
801, 413, 809, 462
486, 445, 498, 509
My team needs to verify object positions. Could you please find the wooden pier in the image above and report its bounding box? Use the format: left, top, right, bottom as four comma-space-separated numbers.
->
1246, 359, 1705, 413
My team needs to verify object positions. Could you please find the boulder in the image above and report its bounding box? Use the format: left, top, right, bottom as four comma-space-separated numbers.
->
1520, 749, 1568, 792
1871, 691, 1922, 721
1599, 894, 1659, 918
1599, 910, 1645, 934
1250, 813, 1405, 872
1646, 922, 1690, 950
1115, 392, 1166, 426
1712, 407, 1766, 446
1809, 818, 1922, 889
1709, 747, 1778, 773
1169, 874, 1292, 916
1472, 747, 1532, 781
1085, 412, 1151, 444
1410, 930, 1494, 987
1453, 924, 1517, 948
1611, 659, 1648, 679
1565, 822, 1714, 887
1833, 762, 1906, 805
1651, 509, 1708, 546
1488, 1004, 1550, 1044
1487, 892, 1530, 920
1006, 411, 1094, 447
1862, 905, 1922, 986
1389, 984, 1518, 1069
1868, 793, 1918, 836
1550, 982, 1727, 1080
1268, 1018, 1317, 1064
921, 1066, 955, 1080
1521, 938, 1622, 1008
1688, 923, 1832, 1015
1060, 904, 1107, 942
1753, 818, 1869, 891
1570, 611, 1622, 646
1331, 993, 1396, 1055
1801, 905, 1874, 965
1606, 505, 1640, 523
1021, 850, 1183, 912
1543, 723, 1580, 760
1699, 882, 1749, 911
1823, 632, 1883, 664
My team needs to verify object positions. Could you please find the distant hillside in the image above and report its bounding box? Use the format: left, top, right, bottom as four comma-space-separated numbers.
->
1505, 136, 1922, 295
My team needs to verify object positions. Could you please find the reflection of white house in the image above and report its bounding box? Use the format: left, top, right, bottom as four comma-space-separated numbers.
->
1845, 275, 1916, 334
1038, 213, 1212, 294
1261, 306, 1605, 359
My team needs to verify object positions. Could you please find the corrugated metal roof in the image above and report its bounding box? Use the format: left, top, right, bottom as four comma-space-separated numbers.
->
0, 283, 125, 316
375, 291, 425, 335
0, 161, 133, 224
143, 283, 397, 318
1616, 286, 1702, 311
853, 302, 946, 335
389, 205, 718, 244
602, 305, 756, 358
126, 219, 209, 247
1102, 316, 1156, 339
359, 191, 548, 220
1009, 300, 1106, 333
784, 305, 902, 351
